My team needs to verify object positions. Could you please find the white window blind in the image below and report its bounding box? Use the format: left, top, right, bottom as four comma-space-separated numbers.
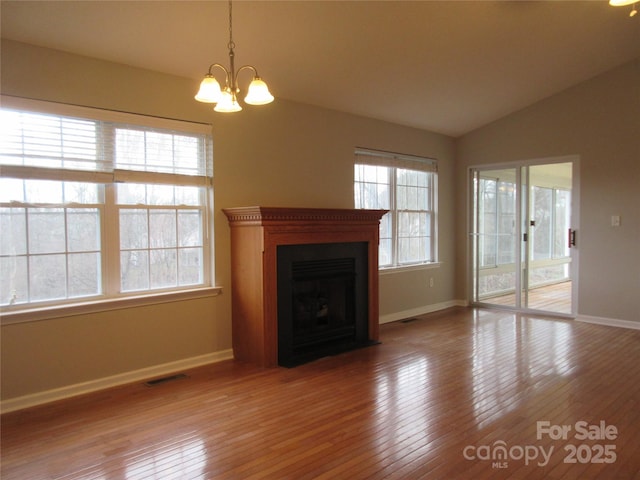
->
0, 112, 101, 171
1, 97, 212, 184
355, 148, 437, 173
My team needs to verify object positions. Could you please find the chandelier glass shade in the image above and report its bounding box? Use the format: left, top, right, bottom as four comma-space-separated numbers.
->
195, 0, 274, 112
609, 0, 638, 16
195, 75, 222, 104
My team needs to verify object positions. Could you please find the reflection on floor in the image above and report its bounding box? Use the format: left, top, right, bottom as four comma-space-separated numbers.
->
481, 281, 572, 314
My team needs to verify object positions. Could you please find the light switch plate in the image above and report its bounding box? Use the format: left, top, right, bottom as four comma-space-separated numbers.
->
611, 215, 621, 227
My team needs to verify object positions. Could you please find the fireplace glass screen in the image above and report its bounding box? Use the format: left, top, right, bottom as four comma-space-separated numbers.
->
277, 242, 371, 367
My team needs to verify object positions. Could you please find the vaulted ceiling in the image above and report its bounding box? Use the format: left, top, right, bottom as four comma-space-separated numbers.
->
2, 1, 639, 137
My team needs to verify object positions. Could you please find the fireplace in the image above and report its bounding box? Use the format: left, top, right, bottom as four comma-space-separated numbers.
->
223, 207, 387, 367
277, 242, 373, 367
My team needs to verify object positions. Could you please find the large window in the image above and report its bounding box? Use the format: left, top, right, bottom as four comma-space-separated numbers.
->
0, 97, 213, 311
354, 148, 437, 268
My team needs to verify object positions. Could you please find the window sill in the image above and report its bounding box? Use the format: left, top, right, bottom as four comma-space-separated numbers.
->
379, 262, 441, 275
0, 286, 223, 326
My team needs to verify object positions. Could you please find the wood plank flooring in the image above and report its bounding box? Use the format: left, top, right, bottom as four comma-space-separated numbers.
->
2, 307, 640, 479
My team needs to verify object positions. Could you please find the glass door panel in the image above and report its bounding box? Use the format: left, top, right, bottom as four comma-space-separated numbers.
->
525, 163, 573, 314
471, 168, 519, 308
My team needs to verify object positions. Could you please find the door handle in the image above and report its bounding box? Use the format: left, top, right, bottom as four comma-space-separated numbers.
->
568, 228, 576, 248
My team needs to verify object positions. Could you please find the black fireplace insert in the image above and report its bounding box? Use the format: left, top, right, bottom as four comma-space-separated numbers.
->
277, 242, 375, 367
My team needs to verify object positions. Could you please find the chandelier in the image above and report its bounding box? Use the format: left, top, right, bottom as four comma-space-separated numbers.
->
195, 0, 274, 112
609, 0, 638, 17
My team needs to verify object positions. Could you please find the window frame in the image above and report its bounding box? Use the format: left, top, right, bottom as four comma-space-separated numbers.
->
354, 148, 438, 271
0, 96, 219, 323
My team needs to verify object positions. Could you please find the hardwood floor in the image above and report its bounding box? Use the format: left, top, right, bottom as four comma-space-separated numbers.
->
2, 307, 640, 479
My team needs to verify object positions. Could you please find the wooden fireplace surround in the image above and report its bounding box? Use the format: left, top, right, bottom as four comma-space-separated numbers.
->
223, 206, 387, 367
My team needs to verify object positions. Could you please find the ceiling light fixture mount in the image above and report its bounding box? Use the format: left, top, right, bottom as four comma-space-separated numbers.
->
609, 0, 638, 17
195, 0, 274, 112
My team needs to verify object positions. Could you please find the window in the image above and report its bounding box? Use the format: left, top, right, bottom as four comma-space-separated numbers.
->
0, 97, 213, 311
354, 148, 437, 268
476, 176, 570, 288
530, 185, 571, 285
531, 186, 571, 261
477, 177, 516, 268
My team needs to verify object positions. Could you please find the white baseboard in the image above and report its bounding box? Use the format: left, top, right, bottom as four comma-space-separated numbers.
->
576, 315, 640, 331
379, 300, 467, 324
1, 349, 234, 414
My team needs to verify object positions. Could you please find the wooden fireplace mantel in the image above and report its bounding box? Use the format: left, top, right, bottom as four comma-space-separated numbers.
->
223, 206, 387, 367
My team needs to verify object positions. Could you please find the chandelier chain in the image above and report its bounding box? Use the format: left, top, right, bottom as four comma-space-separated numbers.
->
228, 0, 235, 50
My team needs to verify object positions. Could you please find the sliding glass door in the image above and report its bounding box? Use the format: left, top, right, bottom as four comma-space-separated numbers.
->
470, 161, 576, 316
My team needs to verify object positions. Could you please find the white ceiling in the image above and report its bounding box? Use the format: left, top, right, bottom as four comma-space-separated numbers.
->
2, 1, 639, 137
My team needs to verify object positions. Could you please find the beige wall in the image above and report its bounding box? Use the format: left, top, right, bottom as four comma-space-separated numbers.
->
456, 59, 640, 323
4, 39, 636, 405
1, 40, 457, 402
